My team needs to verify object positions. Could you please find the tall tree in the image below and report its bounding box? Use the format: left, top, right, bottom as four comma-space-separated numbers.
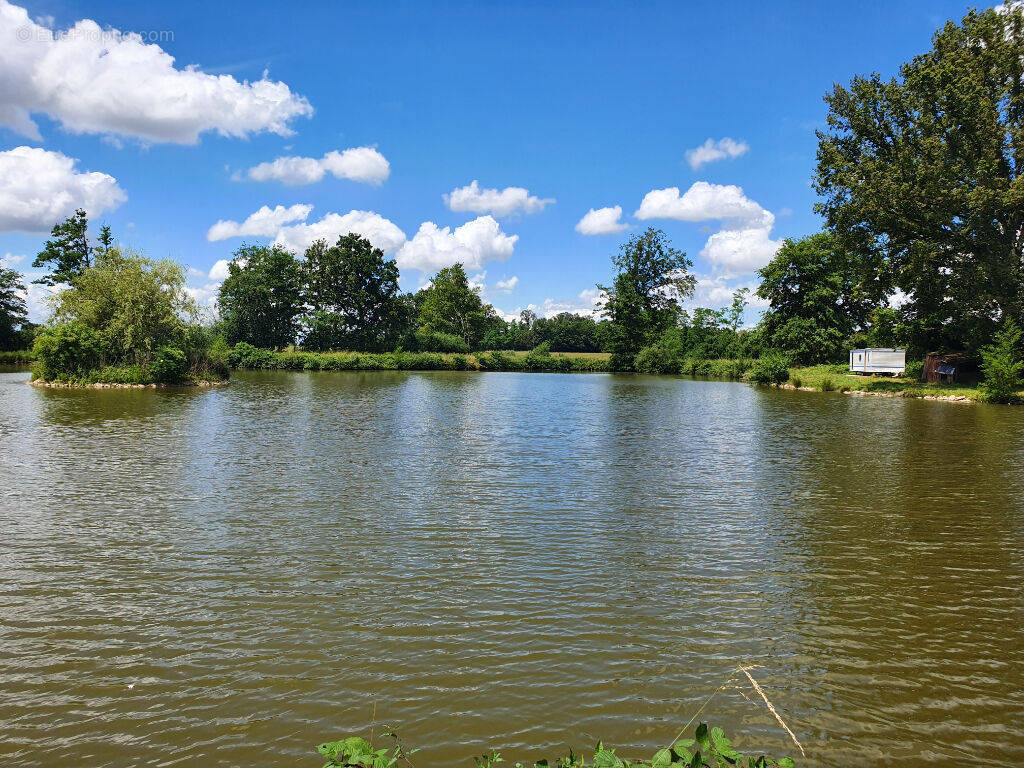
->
218, 244, 303, 348
816, 4, 1024, 353
303, 234, 411, 351
600, 228, 695, 367
756, 233, 874, 364
0, 266, 28, 350
32, 209, 93, 286
417, 263, 492, 348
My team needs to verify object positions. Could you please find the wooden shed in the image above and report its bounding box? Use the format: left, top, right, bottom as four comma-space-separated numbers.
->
922, 352, 978, 383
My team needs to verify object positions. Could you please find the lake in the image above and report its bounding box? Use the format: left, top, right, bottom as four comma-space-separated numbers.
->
1, 368, 1022, 766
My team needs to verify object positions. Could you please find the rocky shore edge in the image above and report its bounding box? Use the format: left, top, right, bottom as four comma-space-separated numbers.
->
29, 379, 228, 389
777, 382, 971, 402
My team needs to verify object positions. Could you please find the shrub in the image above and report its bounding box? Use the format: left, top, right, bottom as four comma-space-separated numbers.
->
904, 359, 924, 381
228, 342, 278, 369
979, 318, 1024, 404
748, 352, 791, 385
530, 341, 552, 356
33, 322, 104, 381
635, 345, 676, 374
789, 374, 802, 389
414, 329, 469, 353
819, 376, 836, 392
150, 345, 188, 383
89, 365, 152, 385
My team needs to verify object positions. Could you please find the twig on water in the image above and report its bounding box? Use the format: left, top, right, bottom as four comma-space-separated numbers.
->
738, 666, 805, 758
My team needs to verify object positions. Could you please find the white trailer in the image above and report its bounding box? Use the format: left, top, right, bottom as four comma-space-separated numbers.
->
849, 348, 906, 375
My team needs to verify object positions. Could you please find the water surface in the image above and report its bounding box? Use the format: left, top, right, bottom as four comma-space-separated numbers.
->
1, 369, 1022, 766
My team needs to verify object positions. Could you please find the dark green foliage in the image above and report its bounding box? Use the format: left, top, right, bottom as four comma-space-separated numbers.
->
218, 244, 304, 349
89, 364, 153, 385
979, 319, 1024, 403
150, 345, 188, 383
413, 328, 470, 353
748, 352, 791, 385
33, 322, 104, 381
32, 209, 94, 286
303, 235, 411, 352
635, 345, 677, 374
0, 266, 28, 350
316, 723, 793, 768
756, 234, 873, 365
0, 349, 35, 364
601, 228, 696, 367
904, 359, 924, 382
417, 263, 494, 348
815, 4, 1024, 353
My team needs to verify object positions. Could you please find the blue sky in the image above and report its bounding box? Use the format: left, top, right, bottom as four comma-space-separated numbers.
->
0, 0, 990, 322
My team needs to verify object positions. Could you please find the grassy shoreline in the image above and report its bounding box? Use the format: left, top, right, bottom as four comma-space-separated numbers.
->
9, 346, 1017, 403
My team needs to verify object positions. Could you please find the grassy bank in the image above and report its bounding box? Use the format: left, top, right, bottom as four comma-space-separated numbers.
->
784, 364, 992, 400
227, 343, 612, 373
0, 349, 35, 364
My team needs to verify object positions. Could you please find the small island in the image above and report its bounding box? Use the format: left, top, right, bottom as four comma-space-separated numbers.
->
19, 213, 228, 388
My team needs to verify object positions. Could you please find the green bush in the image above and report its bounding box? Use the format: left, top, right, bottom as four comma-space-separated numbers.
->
150, 345, 188, 383
979, 319, 1023, 404
819, 375, 836, 392
634, 345, 676, 374
904, 359, 924, 381
89, 365, 153, 385
414, 329, 469, 353
789, 374, 803, 389
748, 352, 791, 385
33, 322, 104, 381
0, 349, 35, 364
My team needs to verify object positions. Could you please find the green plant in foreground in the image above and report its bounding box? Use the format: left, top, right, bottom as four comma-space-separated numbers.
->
748, 352, 790, 385
979, 318, 1024, 404
317, 723, 793, 768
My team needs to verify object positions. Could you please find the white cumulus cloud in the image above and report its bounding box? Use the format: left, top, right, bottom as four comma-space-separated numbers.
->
206, 204, 313, 242
685, 138, 749, 170
273, 210, 407, 254
0, 0, 312, 143
246, 147, 390, 186
575, 205, 628, 235
397, 215, 517, 273
444, 180, 553, 217
635, 181, 782, 276
635, 182, 770, 227
498, 288, 605, 321
0, 146, 125, 233
495, 275, 519, 292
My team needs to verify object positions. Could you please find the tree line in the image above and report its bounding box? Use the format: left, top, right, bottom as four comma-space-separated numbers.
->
2, 4, 1022, 397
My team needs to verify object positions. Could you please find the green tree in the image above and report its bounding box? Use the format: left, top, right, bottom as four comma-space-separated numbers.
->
303, 234, 412, 351
417, 263, 493, 348
217, 244, 303, 349
979, 318, 1024, 403
0, 266, 29, 350
32, 209, 94, 286
815, 4, 1024, 353
600, 228, 695, 368
51, 247, 196, 366
756, 233, 874, 364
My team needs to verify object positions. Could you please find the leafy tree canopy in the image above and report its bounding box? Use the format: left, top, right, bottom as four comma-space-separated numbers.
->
816, 3, 1024, 352
303, 234, 412, 352
0, 266, 29, 350
417, 263, 493, 348
218, 243, 304, 349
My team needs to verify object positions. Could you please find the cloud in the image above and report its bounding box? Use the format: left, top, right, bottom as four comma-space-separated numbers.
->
206, 203, 313, 241
700, 225, 782, 275
0, 146, 126, 233
635, 181, 770, 226
273, 210, 407, 254
444, 180, 554, 217
2, 252, 26, 267
635, 181, 782, 276
208, 259, 232, 281
495, 275, 519, 292
396, 215, 517, 274
498, 288, 605, 321
575, 205, 628, 236
685, 138, 749, 170
0, 0, 312, 143
246, 147, 390, 186
688, 274, 769, 310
